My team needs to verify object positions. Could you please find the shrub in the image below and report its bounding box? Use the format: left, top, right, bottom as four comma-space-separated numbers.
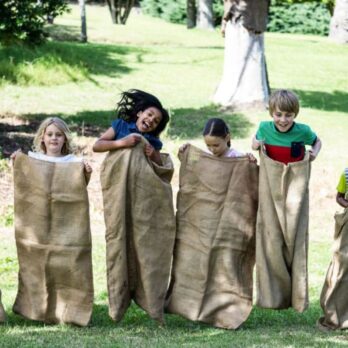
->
268, 2, 331, 36
0, 0, 69, 45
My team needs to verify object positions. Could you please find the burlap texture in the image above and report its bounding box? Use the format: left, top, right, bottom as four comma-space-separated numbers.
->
165, 145, 259, 329
13, 153, 93, 326
319, 208, 348, 330
256, 149, 311, 312
0, 290, 6, 323
100, 141, 176, 323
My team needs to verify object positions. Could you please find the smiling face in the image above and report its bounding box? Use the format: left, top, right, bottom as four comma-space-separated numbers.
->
42, 123, 66, 157
204, 134, 230, 157
136, 107, 163, 133
272, 108, 296, 133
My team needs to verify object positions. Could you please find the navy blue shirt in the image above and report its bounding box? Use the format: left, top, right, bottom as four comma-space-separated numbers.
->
111, 119, 163, 150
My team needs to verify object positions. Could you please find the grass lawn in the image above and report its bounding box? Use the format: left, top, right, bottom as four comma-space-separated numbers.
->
1, 4, 348, 347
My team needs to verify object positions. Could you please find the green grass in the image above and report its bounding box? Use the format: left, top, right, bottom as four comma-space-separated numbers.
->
1, 3, 348, 347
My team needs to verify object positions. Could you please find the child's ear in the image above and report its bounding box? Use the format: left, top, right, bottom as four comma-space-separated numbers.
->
137, 111, 143, 118
226, 134, 231, 143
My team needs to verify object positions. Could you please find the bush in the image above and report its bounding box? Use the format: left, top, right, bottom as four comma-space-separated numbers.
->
268, 2, 331, 36
140, 0, 186, 24
140, 1, 330, 36
0, 0, 69, 45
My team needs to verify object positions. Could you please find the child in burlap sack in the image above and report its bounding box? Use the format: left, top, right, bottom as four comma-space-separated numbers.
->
318, 168, 348, 330
10, 117, 94, 326
251, 89, 322, 312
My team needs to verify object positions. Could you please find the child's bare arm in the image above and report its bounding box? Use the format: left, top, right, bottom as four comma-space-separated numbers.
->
251, 135, 261, 150
144, 144, 162, 166
309, 136, 322, 161
83, 160, 92, 185
336, 192, 348, 208
93, 127, 141, 152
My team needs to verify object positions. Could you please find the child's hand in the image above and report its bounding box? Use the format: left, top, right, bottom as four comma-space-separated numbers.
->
83, 160, 93, 174
178, 143, 189, 154
308, 150, 317, 162
144, 144, 162, 165
246, 153, 257, 164
10, 149, 22, 163
122, 134, 142, 147
144, 143, 155, 159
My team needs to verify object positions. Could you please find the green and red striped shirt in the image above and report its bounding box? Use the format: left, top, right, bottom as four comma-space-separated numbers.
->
256, 121, 317, 164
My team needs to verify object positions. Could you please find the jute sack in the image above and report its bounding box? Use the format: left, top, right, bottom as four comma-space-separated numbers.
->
13, 153, 93, 326
0, 290, 6, 323
165, 145, 259, 329
319, 208, 348, 330
100, 140, 176, 323
256, 149, 311, 312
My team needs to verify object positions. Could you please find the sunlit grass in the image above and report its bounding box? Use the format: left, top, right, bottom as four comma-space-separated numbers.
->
1, 3, 348, 347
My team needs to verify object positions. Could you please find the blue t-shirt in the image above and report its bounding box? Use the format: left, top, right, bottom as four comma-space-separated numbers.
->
111, 119, 163, 150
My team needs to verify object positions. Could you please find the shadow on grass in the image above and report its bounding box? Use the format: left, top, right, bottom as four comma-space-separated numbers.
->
168, 105, 254, 140
0, 40, 145, 85
294, 89, 348, 114
45, 24, 81, 42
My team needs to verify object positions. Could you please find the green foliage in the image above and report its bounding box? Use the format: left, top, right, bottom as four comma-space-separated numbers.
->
0, 0, 69, 45
268, 2, 331, 36
0, 205, 14, 227
140, 0, 225, 25
140, 0, 186, 24
140, 0, 331, 35
271, 0, 335, 14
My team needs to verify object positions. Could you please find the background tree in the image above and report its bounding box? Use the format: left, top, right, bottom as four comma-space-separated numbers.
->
79, 0, 87, 42
213, 0, 270, 109
106, 0, 135, 24
329, 0, 348, 43
197, 0, 214, 29
187, 0, 197, 28
0, 0, 69, 45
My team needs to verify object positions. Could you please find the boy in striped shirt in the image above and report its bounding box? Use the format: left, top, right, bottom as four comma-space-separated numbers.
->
252, 89, 322, 164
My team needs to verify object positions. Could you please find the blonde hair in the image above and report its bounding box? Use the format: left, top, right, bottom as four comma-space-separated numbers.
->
269, 89, 300, 117
33, 117, 74, 155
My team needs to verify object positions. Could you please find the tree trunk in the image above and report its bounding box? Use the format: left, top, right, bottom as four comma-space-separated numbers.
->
197, 0, 214, 30
187, 0, 197, 29
213, 0, 270, 110
79, 0, 87, 43
106, 0, 134, 25
329, 0, 348, 44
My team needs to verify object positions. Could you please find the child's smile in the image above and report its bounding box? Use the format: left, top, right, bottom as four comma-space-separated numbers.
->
136, 107, 162, 133
272, 108, 296, 132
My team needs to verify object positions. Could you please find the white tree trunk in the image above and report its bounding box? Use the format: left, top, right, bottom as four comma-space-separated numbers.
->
329, 0, 348, 43
197, 0, 214, 30
213, 21, 269, 109
79, 0, 87, 43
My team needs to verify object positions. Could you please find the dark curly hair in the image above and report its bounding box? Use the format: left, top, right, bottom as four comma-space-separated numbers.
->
203, 118, 231, 147
116, 89, 169, 137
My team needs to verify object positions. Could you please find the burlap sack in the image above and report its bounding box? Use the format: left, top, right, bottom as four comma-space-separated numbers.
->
256, 149, 311, 312
13, 153, 93, 326
0, 290, 6, 323
319, 208, 348, 330
165, 145, 259, 329
100, 140, 176, 323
